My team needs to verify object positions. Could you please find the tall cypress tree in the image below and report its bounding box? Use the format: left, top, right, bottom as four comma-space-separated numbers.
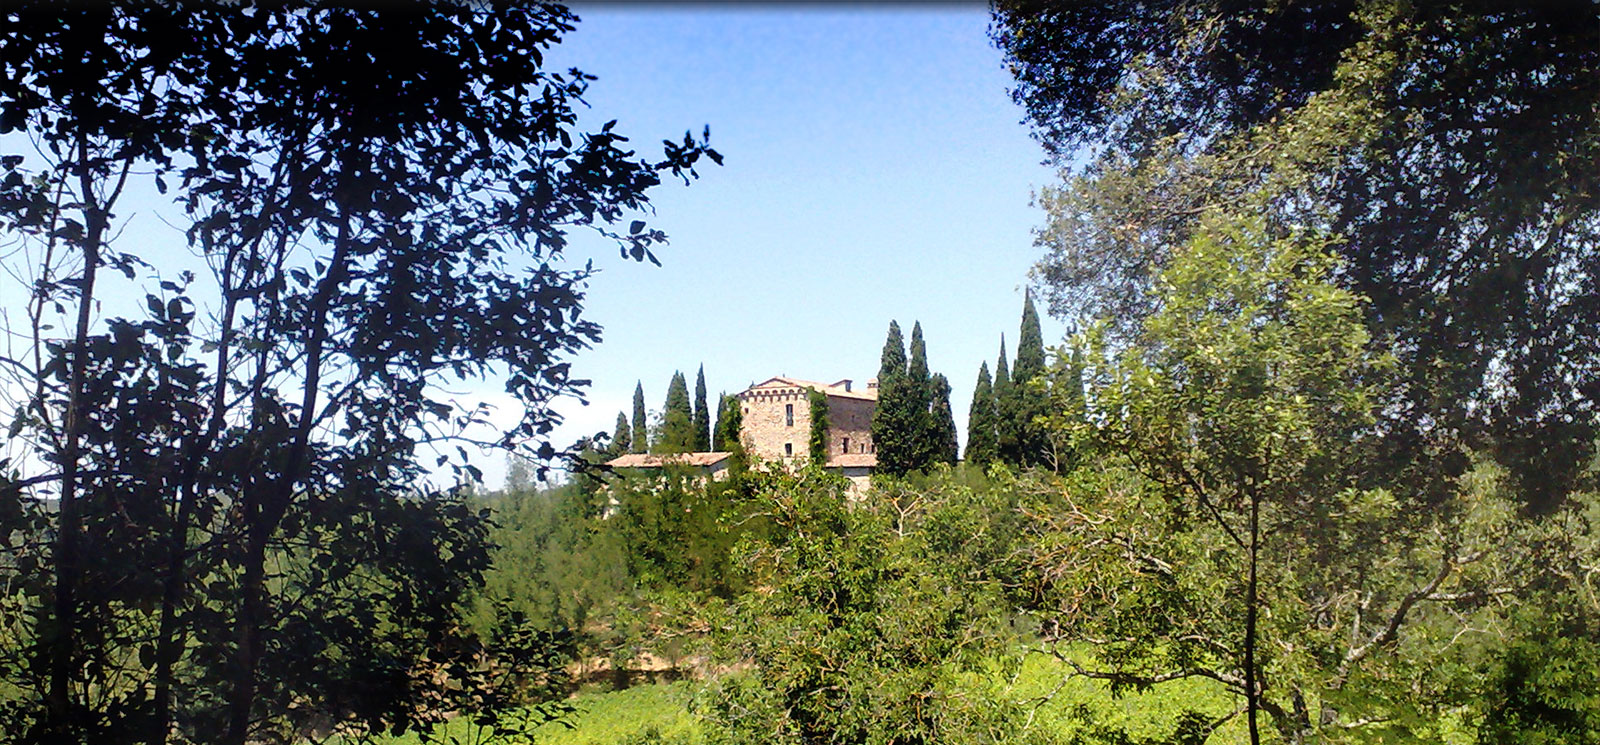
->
1014, 290, 1046, 384
994, 336, 1011, 400
878, 320, 906, 386
692, 364, 711, 451
611, 411, 632, 458
908, 321, 929, 385
965, 362, 998, 465
930, 373, 958, 466
999, 293, 1051, 467
657, 371, 694, 453
631, 382, 648, 454
711, 392, 727, 450
872, 320, 917, 476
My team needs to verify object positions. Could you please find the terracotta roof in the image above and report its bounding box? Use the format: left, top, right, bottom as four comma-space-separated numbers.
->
606, 452, 731, 468
825, 453, 878, 468
739, 376, 878, 401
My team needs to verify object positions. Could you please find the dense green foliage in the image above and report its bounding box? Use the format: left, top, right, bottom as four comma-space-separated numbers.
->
0, 2, 717, 742
612, 412, 634, 458
993, 0, 1600, 511
656, 372, 695, 454
713, 394, 742, 454
872, 321, 956, 476
806, 388, 830, 463
964, 363, 998, 466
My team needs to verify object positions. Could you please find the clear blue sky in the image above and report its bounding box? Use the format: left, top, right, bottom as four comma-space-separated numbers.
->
0, 5, 1064, 489
525, 4, 1063, 485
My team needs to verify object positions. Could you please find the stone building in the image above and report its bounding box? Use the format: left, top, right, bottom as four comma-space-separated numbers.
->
735, 376, 876, 462
604, 374, 878, 494
735, 376, 877, 493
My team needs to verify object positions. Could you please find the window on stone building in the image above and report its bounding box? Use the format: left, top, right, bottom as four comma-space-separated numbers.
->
785, 442, 793, 456
842, 437, 850, 454
785, 403, 794, 426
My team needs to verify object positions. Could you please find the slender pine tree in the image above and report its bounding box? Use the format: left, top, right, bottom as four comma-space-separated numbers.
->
657, 371, 694, 453
693, 365, 711, 451
965, 362, 997, 465
631, 382, 648, 454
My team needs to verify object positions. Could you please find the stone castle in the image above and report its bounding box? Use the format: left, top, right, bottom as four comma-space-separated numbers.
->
606, 375, 878, 492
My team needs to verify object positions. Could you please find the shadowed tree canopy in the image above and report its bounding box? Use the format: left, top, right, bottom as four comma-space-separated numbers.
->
0, 2, 718, 742
993, 0, 1600, 508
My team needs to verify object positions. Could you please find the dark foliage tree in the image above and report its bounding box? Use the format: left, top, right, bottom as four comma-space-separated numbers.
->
807, 388, 831, 463
631, 381, 648, 454
997, 294, 1052, 468
692, 364, 711, 452
714, 393, 743, 451
929, 373, 958, 467
992, 0, 1600, 509
964, 362, 998, 466
877, 320, 906, 387
655, 371, 694, 454
0, 3, 717, 742
610, 412, 632, 459
872, 320, 947, 476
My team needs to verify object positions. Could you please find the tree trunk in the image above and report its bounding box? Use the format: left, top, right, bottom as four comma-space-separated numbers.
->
47, 137, 106, 736
1245, 491, 1261, 745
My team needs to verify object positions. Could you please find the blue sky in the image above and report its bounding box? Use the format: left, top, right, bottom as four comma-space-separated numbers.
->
528, 4, 1063, 484
0, 5, 1065, 489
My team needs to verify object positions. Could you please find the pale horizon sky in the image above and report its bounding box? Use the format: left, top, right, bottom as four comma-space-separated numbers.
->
525, 4, 1065, 487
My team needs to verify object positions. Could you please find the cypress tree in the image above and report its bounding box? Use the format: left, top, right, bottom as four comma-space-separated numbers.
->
711, 392, 727, 450
873, 319, 952, 475
878, 320, 907, 386
872, 320, 916, 476
1014, 290, 1046, 384
631, 382, 648, 454
930, 373, 958, 466
612, 411, 632, 457
965, 362, 998, 465
993, 336, 1011, 399
999, 294, 1051, 467
908, 321, 929, 385
692, 365, 711, 451
656, 371, 694, 453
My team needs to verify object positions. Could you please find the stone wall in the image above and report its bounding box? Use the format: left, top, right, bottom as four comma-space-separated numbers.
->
739, 383, 812, 462
737, 378, 876, 464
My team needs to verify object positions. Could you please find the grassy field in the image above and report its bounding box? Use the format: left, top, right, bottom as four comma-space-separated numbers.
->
372, 651, 1476, 743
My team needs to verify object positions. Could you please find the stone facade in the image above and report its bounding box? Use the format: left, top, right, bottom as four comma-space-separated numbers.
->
736, 377, 876, 464
606, 375, 879, 496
